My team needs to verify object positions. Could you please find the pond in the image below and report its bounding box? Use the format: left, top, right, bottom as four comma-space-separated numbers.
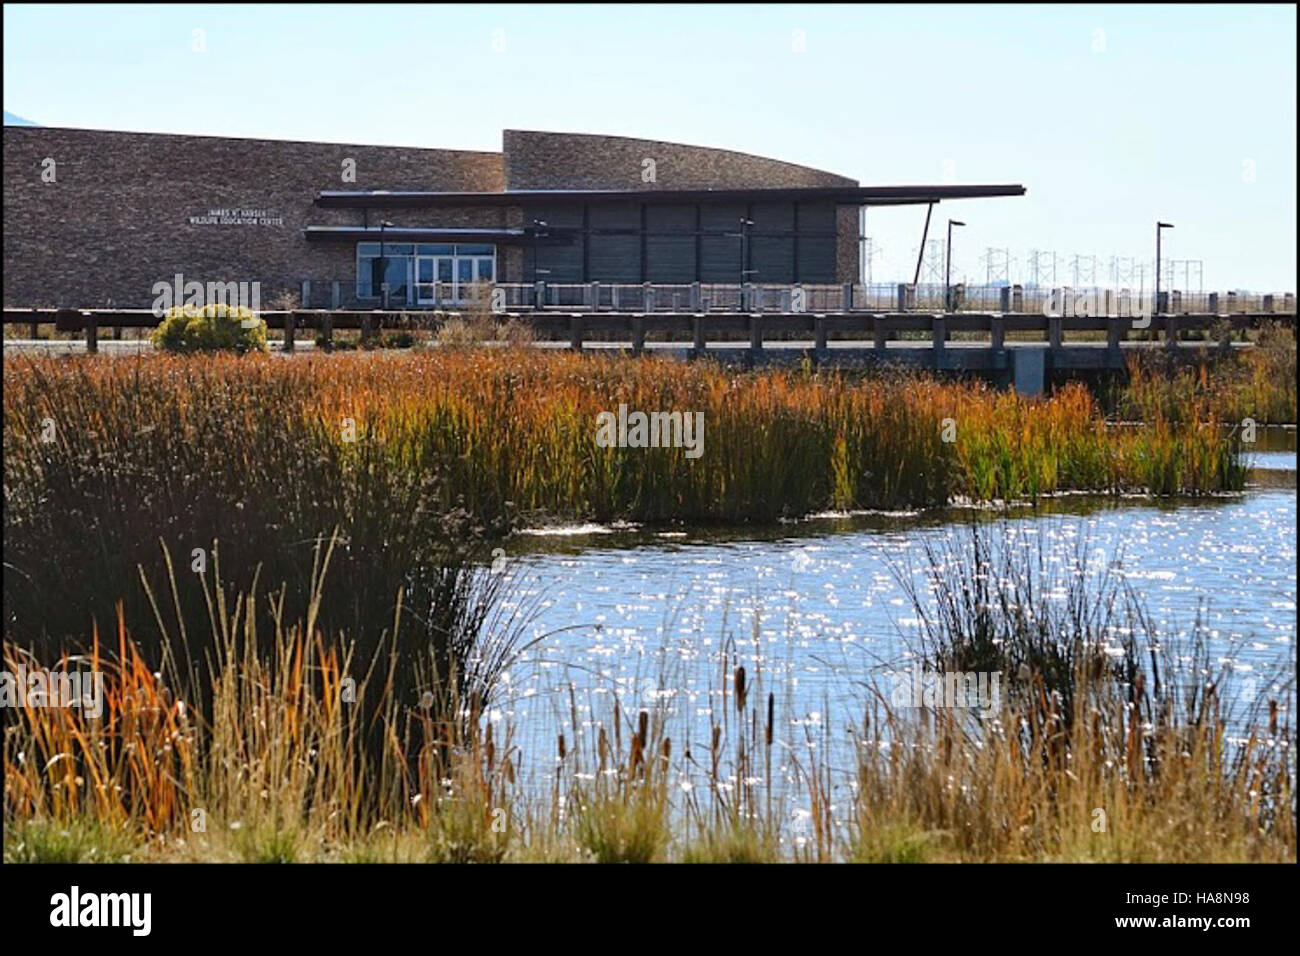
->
488, 432, 1296, 782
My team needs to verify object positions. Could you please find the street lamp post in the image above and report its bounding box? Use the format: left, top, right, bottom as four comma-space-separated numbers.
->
1155, 221, 1174, 316
945, 219, 965, 311
531, 219, 549, 310
739, 217, 754, 310
378, 220, 394, 309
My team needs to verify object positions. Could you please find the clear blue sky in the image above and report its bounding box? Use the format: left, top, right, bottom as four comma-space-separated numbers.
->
4, 3, 1295, 289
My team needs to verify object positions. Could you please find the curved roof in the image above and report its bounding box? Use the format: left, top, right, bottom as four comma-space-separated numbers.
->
503, 129, 857, 191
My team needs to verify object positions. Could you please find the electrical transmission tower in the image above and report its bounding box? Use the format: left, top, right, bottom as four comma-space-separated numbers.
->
920, 239, 946, 285
860, 237, 882, 285
1108, 256, 1139, 288
1026, 249, 1059, 289
1070, 254, 1098, 287
981, 247, 1013, 286
1165, 259, 1204, 292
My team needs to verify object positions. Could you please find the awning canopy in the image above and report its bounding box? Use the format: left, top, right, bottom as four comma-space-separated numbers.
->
314, 183, 1026, 208
303, 225, 573, 244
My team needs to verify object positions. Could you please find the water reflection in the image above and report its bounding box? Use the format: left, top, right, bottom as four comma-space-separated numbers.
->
491, 486, 1295, 781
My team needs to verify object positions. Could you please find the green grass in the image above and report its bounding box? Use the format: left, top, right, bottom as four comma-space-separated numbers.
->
4, 819, 136, 864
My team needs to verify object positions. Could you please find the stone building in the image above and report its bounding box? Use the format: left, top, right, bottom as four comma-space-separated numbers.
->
2, 126, 1023, 309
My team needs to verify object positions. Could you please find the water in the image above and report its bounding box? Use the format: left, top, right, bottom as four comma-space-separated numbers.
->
485, 441, 1295, 781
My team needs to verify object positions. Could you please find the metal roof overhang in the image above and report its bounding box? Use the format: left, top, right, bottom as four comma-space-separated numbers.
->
313, 184, 1026, 208
302, 225, 574, 244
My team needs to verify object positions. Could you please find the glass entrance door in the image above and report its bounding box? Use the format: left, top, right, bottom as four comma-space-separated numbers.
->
415, 256, 435, 304
436, 257, 454, 303
415, 256, 456, 305
412, 251, 496, 306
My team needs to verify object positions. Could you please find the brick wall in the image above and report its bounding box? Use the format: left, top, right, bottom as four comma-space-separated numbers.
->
836, 204, 860, 284
3, 126, 503, 308
3, 126, 861, 308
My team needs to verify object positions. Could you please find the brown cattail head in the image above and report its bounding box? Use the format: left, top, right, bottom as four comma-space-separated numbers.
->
735, 666, 747, 712
557, 733, 567, 760
1269, 699, 1278, 736
637, 710, 649, 749
661, 737, 672, 761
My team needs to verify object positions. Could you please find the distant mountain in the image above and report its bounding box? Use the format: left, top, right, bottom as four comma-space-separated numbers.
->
4, 111, 39, 126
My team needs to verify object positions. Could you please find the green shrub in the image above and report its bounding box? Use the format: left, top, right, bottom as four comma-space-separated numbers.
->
381, 331, 416, 349
152, 303, 267, 353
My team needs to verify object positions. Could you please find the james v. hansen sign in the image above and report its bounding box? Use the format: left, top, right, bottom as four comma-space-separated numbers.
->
188, 206, 284, 226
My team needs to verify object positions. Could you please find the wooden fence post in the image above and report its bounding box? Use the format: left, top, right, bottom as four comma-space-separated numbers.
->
1047, 315, 1063, 351
631, 315, 645, 355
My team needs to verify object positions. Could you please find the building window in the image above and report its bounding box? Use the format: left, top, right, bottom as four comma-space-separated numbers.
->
357, 243, 496, 304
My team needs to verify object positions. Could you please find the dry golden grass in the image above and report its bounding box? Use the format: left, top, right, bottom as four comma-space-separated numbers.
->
2, 351, 1286, 863
5, 550, 1291, 863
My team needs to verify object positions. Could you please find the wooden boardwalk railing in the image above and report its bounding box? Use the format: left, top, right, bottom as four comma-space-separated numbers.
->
3, 307, 1295, 377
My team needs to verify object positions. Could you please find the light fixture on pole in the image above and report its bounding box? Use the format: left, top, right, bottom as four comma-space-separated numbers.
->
531, 219, 549, 310
1155, 221, 1174, 315
739, 217, 755, 310
945, 219, 965, 311
378, 220, 394, 309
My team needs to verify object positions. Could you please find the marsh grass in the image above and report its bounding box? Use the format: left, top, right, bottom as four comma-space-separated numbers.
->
4, 544, 1292, 862
2, 352, 1288, 863
1112, 327, 1297, 425
860, 518, 1295, 862
3, 818, 136, 863
5, 351, 1246, 652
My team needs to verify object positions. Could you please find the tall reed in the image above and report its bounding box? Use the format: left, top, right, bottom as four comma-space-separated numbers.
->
6, 542, 1291, 863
